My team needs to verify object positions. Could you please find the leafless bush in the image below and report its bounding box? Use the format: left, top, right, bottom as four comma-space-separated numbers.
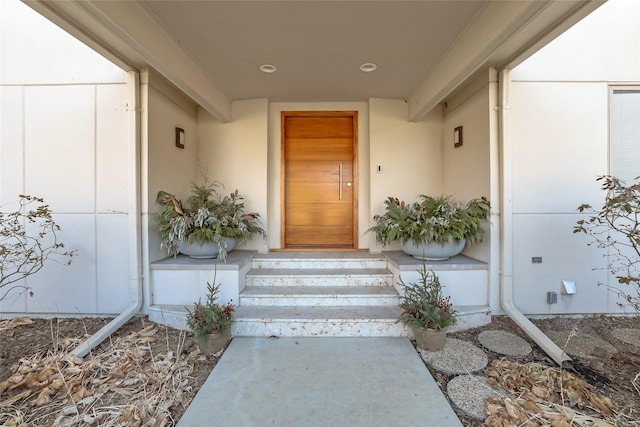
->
575, 175, 640, 314
0, 195, 76, 301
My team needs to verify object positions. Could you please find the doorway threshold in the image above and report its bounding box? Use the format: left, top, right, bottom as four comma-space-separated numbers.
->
271, 247, 368, 252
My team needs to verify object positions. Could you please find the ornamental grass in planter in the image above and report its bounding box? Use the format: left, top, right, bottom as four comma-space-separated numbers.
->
398, 262, 456, 351
185, 277, 234, 354
155, 180, 265, 262
367, 194, 490, 259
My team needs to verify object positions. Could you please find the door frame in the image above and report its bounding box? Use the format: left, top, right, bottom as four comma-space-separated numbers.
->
280, 110, 359, 249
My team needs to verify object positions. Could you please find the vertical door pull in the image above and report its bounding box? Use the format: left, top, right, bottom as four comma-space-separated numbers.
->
339, 163, 343, 200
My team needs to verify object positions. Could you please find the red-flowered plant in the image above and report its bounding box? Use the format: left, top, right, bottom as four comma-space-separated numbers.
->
186, 274, 234, 343
398, 263, 456, 331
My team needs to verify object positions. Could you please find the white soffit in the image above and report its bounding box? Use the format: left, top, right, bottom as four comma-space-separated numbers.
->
25, 0, 605, 122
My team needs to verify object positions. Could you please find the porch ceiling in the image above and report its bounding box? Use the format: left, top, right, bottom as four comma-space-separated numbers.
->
26, 0, 604, 122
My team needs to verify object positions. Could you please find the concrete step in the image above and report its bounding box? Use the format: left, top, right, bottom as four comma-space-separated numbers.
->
231, 305, 405, 337
239, 285, 400, 306
148, 303, 492, 336
245, 268, 393, 287
251, 252, 388, 270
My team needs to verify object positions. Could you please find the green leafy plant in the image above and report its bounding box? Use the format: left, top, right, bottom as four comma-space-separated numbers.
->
185, 277, 234, 344
574, 175, 640, 314
1, 195, 76, 301
398, 263, 456, 331
155, 180, 265, 261
367, 194, 490, 246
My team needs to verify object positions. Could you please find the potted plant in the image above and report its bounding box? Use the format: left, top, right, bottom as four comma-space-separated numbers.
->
155, 180, 266, 261
398, 263, 456, 351
367, 194, 490, 260
186, 277, 234, 354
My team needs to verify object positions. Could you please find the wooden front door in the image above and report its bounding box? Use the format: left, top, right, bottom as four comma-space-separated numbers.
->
282, 111, 358, 249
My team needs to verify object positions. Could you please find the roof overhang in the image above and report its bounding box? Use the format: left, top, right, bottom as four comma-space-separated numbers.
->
24, 1, 605, 123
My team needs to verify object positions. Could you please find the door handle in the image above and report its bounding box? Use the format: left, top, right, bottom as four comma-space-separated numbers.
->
339, 163, 343, 200
347, 182, 352, 187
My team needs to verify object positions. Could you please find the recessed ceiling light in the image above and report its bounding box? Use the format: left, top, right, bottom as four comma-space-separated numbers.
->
360, 62, 378, 73
259, 64, 277, 73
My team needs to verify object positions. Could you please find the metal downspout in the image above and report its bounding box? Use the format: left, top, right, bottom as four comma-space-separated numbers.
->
71, 71, 143, 358
497, 69, 571, 366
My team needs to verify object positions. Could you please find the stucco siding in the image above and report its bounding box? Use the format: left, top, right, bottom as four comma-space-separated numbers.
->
511, 82, 609, 213
442, 83, 492, 264
1, 0, 131, 317
368, 98, 443, 252
0, 0, 126, 85
510, 0, 640, 314
512, 0, 640, 83
512, 214, 611, 314
144, 84, 199, 264
196, 99, 269, 253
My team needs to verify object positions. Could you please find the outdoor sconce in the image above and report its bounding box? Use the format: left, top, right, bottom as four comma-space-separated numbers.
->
454, 126, 463, 148
175, 127, 185, 149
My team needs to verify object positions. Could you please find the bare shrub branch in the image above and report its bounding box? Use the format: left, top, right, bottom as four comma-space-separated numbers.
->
575, 175, 640, 314
1, 195, 76, 301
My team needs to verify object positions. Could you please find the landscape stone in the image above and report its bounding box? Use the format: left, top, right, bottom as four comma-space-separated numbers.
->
478, 330, 532, 357
544, 330, 617, 359
418, 338, 488, 374
447, 375, 505, 420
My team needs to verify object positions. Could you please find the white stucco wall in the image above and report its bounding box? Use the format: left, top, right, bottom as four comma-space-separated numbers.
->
442, 82, 492, 263
1, 0, 131, 316
510, 0, 640, 315
196, 99, 269, 253
143, 76, 199, 264
368, 98, 444, 252
197, 99, 444, 252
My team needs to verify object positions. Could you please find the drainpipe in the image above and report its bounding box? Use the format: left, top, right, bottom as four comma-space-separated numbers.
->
497, 68, 570, 366
71, 71, 143, 358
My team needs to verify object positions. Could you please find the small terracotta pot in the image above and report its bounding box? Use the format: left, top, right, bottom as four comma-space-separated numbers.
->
413, 327, 447, 352
197, 329, 230, 354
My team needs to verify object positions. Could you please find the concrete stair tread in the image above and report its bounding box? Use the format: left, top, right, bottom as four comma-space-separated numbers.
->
240, 285, 399, 297
149, 303, 488, 315
252, 252, 386, 261
246, 268, 392, 277
233, 305, 402, 321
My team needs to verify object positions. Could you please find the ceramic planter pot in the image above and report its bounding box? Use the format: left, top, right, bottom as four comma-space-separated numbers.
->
400, 239, 465, 261
178, 237, 237, 259
197, 329, 230, 354
412, 327, 447, 352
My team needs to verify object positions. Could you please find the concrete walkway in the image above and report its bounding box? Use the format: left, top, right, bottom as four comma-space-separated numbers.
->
177, 337, 462, 427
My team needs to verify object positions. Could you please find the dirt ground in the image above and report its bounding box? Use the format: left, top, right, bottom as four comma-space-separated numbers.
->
0, 317, 218, 426
445, 315, 640, 426
1, 315, 639, 426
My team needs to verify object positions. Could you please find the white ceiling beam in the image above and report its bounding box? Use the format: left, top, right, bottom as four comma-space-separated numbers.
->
407, 0, 605, 122
25, 0, 231, 122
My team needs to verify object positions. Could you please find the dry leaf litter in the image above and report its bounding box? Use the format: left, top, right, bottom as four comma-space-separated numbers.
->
484, 359, 620, 427
0, 318, 210, 427
2, 317, 639, 426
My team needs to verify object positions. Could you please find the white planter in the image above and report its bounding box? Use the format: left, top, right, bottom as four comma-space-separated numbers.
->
178, 238, 237, 259
400, 239, 465, 261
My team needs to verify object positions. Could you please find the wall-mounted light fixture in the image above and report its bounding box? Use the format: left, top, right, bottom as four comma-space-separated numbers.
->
175, 127, 185, 149
454, 126, 463, 148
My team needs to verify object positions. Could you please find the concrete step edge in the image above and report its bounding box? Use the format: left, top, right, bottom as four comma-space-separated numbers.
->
246, 268, 393, 277
240, 286, 399, 296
